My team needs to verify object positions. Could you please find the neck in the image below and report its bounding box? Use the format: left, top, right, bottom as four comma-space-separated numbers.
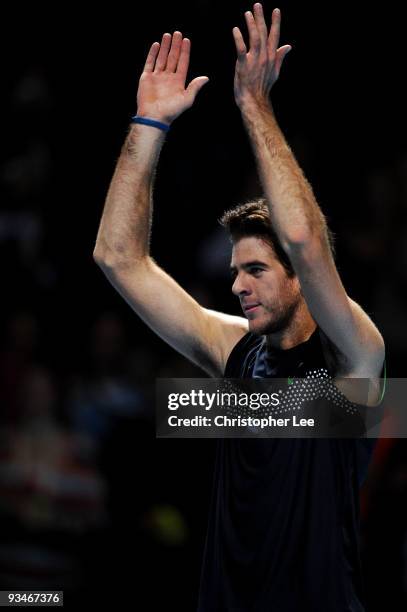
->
265, 300, 317, 351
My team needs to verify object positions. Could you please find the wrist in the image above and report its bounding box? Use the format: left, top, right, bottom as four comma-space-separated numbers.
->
131, 115, 171, 133
237, 94, 274, 116
125, 122, 167, 154
136, 109, 172, 126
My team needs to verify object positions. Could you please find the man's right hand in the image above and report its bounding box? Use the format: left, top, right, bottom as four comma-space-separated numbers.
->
136, 32, 209, 126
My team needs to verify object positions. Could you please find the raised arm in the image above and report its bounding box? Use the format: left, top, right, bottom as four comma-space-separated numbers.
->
93, 32, 247, 377
232, 3, 384, 378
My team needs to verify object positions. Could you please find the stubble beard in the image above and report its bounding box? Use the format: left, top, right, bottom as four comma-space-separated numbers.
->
249, 294, 302, 337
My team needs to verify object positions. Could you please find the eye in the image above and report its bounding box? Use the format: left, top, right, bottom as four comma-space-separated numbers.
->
249, 267, 263, 276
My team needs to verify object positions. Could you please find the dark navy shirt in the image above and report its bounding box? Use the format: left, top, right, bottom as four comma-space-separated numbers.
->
197, 329, 377, 612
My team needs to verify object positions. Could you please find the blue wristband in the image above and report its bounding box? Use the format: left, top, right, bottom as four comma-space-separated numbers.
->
131, 116, 170, 132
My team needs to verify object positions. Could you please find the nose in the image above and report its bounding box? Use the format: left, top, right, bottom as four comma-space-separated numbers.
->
232, 273, 251, 297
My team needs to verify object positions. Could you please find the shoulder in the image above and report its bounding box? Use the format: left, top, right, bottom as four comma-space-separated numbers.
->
318, 325, 386, 407
318, 300, 385, 379
346, 298, 385, 375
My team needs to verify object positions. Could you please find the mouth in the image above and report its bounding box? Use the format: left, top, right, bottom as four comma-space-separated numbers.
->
243, 303, 261, 314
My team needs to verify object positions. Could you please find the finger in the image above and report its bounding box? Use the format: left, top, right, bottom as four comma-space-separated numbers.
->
244, 11, 260, 53
166, 31, 183, 72
155, 32, 172, 71
143, 41, 160, 73
186, 76, 209, 103
232, 26, 247, 60
267, 7, 281, 56
274, 45, 291, 78
176, 38, 191, 81
253, 3, 268, 52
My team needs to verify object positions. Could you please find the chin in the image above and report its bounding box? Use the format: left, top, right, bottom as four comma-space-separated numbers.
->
249, 314, 289, 336
248, 317, 274, 336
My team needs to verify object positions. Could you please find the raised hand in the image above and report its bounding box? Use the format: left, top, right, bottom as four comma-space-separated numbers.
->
232, 4, 291, 108
136, 32, 209, 125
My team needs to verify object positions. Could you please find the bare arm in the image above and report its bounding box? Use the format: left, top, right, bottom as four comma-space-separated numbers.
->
94, 32, 209, 264
94, 32, 247, 377
232, 3, 384, 379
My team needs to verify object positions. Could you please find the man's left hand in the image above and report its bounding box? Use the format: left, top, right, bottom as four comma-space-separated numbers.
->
232, 4, 291, 109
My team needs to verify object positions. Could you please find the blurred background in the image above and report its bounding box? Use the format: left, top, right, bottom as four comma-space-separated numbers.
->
1, 0, 406, 609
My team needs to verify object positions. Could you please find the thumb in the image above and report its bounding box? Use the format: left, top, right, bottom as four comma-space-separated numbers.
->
186, 76, 209, 102
275, 45, 292, 79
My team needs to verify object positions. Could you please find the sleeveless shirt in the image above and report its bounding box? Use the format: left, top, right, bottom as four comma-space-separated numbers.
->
197, 328, 377, 612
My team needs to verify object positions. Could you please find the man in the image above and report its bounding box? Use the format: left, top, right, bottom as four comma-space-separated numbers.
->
93, 4, 384, 610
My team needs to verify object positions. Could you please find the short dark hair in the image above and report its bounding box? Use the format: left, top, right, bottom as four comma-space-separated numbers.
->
219, 197, 335, 277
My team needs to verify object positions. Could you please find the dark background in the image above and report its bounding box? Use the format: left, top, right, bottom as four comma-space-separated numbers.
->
1, 1, 406, 609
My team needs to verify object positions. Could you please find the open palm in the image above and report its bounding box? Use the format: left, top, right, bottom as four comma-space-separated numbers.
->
232, 4, 291, 107
137, 32, 209, 125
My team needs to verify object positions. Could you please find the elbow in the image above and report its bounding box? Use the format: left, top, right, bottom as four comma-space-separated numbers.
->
93, 247, 123, 271
93, 246, 149, 272
93, 247, 113, 269
282, 230, 323, 259
283, 223, 331, 260
281, 231, 312, 251
283, 208, 328, 251
93, 237, 127, 268
93, 248, 104, 266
